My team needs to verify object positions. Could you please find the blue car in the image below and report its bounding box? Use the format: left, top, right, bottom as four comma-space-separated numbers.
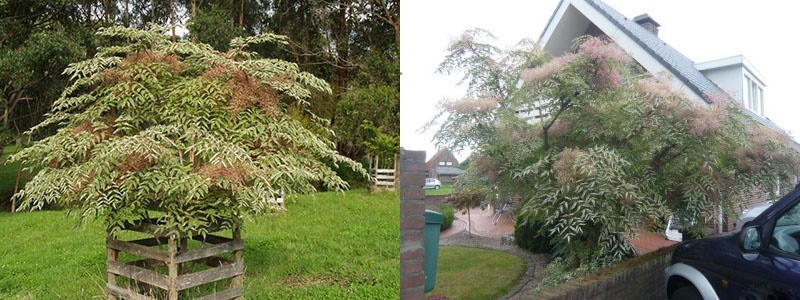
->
665, 187, 800, 300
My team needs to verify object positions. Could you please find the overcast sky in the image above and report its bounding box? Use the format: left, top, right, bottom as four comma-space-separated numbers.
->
400, 0, 800, 161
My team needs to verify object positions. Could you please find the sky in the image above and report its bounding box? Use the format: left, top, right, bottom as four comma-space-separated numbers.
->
400, 0, 800, 162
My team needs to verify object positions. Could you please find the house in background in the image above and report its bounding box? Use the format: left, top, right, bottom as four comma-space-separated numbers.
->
425, 149, 464, 184
530, 0, 799, 232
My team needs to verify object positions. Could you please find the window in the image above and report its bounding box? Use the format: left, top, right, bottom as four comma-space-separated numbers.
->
750, 81, 757, 112
438, 161, 445, 166
743, 75, 764, 116
770, 202, 800, 255
446, 161, 453, 166
744, 76, 751, 106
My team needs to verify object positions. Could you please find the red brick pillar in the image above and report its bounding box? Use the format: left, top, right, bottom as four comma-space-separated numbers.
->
400, 149, 426, 299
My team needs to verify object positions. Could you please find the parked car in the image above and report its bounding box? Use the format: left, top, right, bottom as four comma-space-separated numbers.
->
424, 178, 441, 189
665, 215, 693, 242
734, 201, 773, 232
665, 187, 800, 300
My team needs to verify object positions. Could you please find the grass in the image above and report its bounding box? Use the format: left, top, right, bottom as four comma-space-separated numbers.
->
426, 246, 527, 300
0, 189, 399, 299
0, 145, 29, 210
425, 184, 453, 196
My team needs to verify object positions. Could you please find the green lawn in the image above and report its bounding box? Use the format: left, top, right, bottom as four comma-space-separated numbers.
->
425, 184, 453, 196
426, 246, 527, 300
0, 190, 399, 299
0, 145, 28, 210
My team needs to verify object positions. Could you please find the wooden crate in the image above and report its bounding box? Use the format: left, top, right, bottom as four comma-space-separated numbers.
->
106, 218, 244, 300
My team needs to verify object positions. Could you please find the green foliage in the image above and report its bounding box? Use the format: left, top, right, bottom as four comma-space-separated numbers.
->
187, 5, 246, 51
445, 190, 486, 212
440, 205, 455, 231
333, 50, 400, 168
0, 145, 31, 210
0, 189, 399, 299
11, 26, 367, 237
445, 184, 487, 236
432, 31, 800, 276
0, 25, 87, 133
536, 256, 601, 291
513, 214, 552, 253
0, 1, 399, 186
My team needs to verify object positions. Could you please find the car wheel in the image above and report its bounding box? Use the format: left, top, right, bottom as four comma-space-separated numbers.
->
671, 284, 702, 300
435, 185, 440, 190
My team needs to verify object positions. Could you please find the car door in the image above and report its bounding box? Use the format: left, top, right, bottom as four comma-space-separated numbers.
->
731, 200, 800, 299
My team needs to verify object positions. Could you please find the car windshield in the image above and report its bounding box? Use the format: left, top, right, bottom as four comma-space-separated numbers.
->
776, 204, 800, 227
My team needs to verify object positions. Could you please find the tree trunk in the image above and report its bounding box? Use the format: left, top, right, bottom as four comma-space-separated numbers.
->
467, 208, 472, 236
238, 0, 244, 28
334, 1, 350, 89
170, 0, 176, 41
124, 0, 130, 27
85, 2, 92, 25
229, 0, 235, 27
101, 0, 108, 23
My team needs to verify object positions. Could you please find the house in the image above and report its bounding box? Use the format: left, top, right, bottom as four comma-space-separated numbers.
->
425, 149, 464, 184
532, 0, 798, 232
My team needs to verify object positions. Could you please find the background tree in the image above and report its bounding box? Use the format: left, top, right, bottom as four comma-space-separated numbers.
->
431, 30, 800, 279
445, 171, 491, 237
11, 26, 366, 236
0, 0, 399, 191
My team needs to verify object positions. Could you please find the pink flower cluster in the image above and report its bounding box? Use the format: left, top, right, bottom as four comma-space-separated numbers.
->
553, 148, 581, 187
579, 37, 631, 89
578, 37, 631, 64
594, 63, 622, 89
637, 77, 678, 99
442, 96, 499, 114
548, 119, 573, 138
520, 53, 577, 84
688, 102, 725, 137
461, 33, 474, 43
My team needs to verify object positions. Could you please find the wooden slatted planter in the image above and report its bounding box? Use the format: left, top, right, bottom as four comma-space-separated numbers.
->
106, 218, 244, 300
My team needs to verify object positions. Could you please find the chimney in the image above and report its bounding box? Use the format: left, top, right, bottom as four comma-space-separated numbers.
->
633, 14, 660, 36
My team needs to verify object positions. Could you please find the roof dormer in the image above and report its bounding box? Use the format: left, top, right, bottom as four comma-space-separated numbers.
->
695, 56, 767, 116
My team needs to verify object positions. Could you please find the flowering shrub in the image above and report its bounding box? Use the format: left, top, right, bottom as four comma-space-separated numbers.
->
11, 27, 366, 236
432, 30, 800, 275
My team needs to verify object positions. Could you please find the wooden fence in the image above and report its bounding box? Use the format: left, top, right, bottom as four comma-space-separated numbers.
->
370, 154, 398, 191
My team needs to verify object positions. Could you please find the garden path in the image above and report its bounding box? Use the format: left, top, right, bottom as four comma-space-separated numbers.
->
441, 205, 676, 255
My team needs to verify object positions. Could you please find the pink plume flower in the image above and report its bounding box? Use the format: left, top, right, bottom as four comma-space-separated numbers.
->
520, 53, 577, 84
442, 96, 499, 114
578, 37, 631, 64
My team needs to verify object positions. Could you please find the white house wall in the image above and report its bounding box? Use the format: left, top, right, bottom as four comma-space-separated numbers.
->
540, 5, 592, 56
700, 66, 744, 103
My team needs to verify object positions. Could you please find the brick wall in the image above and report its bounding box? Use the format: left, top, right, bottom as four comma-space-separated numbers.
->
424, 195, 449, 210
536, 245, 676, 300
400, 149, 426, 299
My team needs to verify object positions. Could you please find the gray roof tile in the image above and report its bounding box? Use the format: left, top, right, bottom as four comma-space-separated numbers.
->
585, 0, 788, 134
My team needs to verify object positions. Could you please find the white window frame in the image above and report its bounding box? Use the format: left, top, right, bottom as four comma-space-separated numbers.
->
743, 75, 764, 116
743, 76, 751, 107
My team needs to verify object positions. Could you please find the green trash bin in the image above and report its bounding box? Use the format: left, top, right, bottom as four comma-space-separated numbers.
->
424, 210, 443, 292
